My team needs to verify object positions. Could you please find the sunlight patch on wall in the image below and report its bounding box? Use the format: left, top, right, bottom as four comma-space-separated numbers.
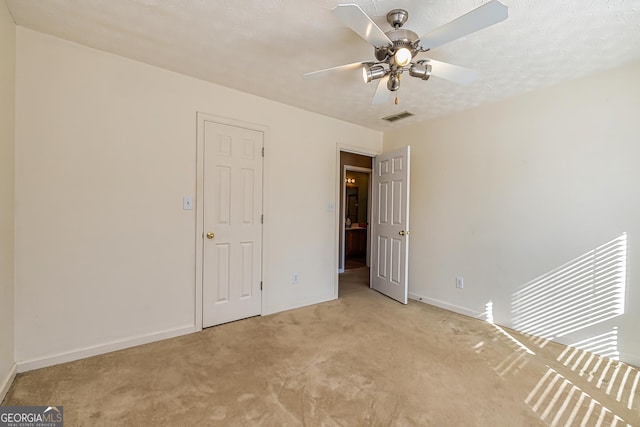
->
511, 233, 627, 342
483, 300, 494, 324
558, 328, 620, 365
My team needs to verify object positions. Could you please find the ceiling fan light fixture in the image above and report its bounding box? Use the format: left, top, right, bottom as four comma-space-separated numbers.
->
362, 64, 386, 83
394, 47, 412, 67
409, 63, 432, 80
306, 3, 509, 104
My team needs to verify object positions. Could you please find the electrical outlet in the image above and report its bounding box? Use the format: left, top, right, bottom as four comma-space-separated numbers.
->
292, 273, 299, 284
456, 276, 464, 289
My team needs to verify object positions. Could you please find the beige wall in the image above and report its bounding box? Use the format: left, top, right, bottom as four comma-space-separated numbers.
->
14, 28, 382, 369
0, 0, 16, 399
384, 61, 640, 365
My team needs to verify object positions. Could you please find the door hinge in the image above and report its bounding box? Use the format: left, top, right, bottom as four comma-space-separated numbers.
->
260, 281, 263, 290
261, 214, 264, 224
262, 147, 264, 157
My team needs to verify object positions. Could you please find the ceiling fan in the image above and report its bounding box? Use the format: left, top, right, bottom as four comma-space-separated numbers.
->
303, 1, 508, 104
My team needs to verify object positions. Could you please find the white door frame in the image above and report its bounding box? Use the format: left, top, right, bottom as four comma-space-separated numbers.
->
341, 165, 372, 274
195, 112, 268, 331
335, 144, 381, 299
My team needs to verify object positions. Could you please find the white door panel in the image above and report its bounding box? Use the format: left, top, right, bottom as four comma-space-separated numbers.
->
371, 146, 410, 304
203, 121, 263, 327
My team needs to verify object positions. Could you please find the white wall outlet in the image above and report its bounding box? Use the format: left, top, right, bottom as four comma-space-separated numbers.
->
292, 273, 299, 284
182, 196, 193, 210
456, 276, 464, 289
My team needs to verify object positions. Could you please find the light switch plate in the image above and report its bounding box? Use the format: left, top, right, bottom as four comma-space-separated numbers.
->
183, 196, 193, 210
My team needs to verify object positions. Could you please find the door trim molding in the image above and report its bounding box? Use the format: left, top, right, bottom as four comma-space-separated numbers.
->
195, 112, 268, 331
335, 144, 381, 299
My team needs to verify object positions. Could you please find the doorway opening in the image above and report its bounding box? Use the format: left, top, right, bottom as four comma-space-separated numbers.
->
338, 151, 373, 297
344, 170, 370, 269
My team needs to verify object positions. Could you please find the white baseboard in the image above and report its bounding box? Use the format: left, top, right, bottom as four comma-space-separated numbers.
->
620, 351, 640, 369
16, 325, 196, 373
264, 295, 335, 317
0, 362, 17, 403
408, 292, 482, 319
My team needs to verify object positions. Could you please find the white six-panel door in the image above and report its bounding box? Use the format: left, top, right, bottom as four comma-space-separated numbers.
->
371, 146, 410, 304
202, 121, 263, 327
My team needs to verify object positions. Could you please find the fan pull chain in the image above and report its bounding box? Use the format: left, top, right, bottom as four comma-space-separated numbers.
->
395, 74, 401, 105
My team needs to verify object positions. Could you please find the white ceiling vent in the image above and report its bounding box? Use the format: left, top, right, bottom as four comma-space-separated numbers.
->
382, 111, 414, 123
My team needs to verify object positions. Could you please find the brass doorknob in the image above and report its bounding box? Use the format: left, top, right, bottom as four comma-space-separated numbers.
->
206, 232, 215, 239
399, 230, 410, 236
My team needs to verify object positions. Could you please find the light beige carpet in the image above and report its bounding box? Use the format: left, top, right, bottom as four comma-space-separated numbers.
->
4, 268, 639, 426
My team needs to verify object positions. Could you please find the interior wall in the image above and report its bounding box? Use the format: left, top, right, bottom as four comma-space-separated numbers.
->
14, 27, 382, 369
0, 0, 16, 399
384, 61, 640, 366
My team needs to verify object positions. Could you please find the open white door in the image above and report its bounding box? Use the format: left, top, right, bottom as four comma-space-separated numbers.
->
371, 146, 410, 304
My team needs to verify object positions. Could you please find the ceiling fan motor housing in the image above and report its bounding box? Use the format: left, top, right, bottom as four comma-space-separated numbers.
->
376, 28, 421, 64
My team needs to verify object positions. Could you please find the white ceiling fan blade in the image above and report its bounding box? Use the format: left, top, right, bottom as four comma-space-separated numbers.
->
425, 59, 479, 85
332, 4, 392, 48
372, 76, 390, 105
420, 0, 508, 51
303, 61, 369, 80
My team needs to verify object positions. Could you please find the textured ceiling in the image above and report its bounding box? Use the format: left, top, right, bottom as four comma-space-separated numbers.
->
6, 0, 640, 131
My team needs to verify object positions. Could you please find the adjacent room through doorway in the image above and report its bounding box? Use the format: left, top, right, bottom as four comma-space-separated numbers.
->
344, 170, 369, 269
339, 151, 373, 296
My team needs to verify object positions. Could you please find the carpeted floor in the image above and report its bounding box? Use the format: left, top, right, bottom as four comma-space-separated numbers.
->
3, 268, 639, 426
